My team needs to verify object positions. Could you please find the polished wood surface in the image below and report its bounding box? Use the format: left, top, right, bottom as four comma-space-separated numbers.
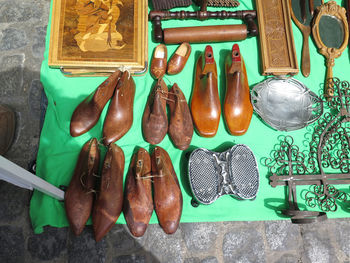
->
150, 44, 168, 79
191, 45, 221, 137
70, 70, 121, 137
164, 25, 247, 44
224, 44, 252, 136
103, 71, 136, 145
290, 0, 312, 77
167, 42, 191, 75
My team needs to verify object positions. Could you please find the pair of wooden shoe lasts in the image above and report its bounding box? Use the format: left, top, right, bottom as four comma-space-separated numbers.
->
65, 138, 124, 242
150, 42, 191, 78
70, 70, 135, 145
124, 146, 183, 237
142, 78, 193, 150
191, 44, 253, 137
65, 139, 182, 240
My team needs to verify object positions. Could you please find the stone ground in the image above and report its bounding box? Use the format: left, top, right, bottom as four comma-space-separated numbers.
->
1, 0, 350, 262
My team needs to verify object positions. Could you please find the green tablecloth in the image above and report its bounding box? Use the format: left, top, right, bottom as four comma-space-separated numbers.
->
30, 0, 350, 234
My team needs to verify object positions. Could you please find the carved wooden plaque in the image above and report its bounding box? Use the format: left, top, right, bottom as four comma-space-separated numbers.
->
48, 0, 148, 76
255, 0, 299, 76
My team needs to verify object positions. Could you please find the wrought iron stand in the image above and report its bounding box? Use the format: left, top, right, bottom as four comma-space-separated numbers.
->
266, 78, 350, 223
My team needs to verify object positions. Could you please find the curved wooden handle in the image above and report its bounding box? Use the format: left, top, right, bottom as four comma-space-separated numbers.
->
301, 29, 311, 77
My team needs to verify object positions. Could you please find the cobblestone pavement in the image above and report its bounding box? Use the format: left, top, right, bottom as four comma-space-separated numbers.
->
1, 1, 350, 262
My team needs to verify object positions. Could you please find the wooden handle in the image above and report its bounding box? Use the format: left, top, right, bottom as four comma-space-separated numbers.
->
325, 58, 335, 101
244, 14, 258, 37
149, 10, 257, 21
301, 29, 311, 77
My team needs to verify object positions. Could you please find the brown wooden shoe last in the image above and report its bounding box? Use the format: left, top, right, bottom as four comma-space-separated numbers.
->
142, 78, 168, 145
168, 83, 193, 150
92, 144, 124, 242
123, 148, 153, 237
150, 44, 167, 79
65, 138, 100, 236
167, 42, 191, 75
191, 45, 221, 137
70, 70, 121, 137
152, 146, 183, 234
103, 71, 136, 145
224, 44, 253, 136
0, 105, 15, 155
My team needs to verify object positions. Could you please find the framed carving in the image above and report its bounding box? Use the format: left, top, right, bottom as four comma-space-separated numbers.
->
255, 0, 299, 76
48, 0, 148, 76
312, 1, 349, 99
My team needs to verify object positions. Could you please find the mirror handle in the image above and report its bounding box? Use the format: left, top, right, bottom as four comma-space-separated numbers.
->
301, 29, 311, 77
325, 58, 335, 101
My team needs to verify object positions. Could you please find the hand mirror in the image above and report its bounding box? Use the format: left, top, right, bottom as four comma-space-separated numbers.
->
312, 1, 349, 100
290, 0, 323, 77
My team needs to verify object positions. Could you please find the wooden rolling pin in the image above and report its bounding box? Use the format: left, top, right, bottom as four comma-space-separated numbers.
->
149, 10, 258, 43
164, 24, 248, 44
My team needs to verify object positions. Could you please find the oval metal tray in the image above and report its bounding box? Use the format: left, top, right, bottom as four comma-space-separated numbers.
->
251, 78, 323, 131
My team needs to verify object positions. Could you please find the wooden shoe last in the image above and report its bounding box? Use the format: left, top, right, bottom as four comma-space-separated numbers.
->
152, 146, 182, 234
92, 144, 124, 242
70, 70, 121, 137
224, 44, 252, 135
191, 45, 221, 137
65, 138, 100, 236
103, 71, 136, 145
142, 78, 168, 145
168, 83, 193, 150
123, 148, 153, 237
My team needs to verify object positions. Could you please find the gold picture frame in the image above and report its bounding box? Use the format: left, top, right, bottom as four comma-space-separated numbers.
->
48, 0, 148, 76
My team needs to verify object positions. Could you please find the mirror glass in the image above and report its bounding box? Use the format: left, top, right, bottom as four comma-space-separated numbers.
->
319, 15, 344, 48
291, 0, 323, 25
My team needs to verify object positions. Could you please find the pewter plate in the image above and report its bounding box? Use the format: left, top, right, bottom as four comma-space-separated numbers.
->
251, 78, 323, 131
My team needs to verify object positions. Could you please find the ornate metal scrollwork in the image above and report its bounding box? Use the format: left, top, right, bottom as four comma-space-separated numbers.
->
266, 78, 350, 223
305, 184, 348, 212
